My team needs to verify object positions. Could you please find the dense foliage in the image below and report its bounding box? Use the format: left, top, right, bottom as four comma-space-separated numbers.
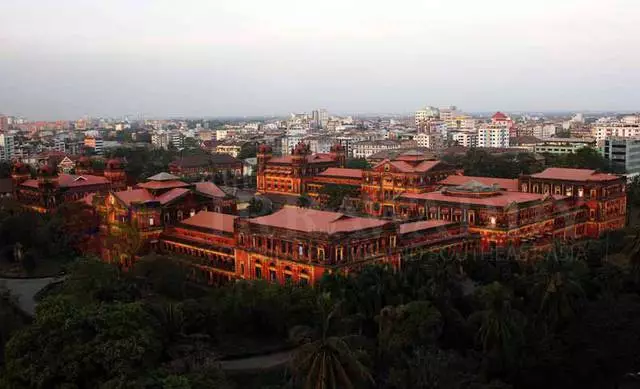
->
3, 236, 640, 388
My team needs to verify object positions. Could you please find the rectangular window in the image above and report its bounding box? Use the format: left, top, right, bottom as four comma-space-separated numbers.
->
255, 266, 262, 279
269, 270, 277, 281
149, 218, 154, 226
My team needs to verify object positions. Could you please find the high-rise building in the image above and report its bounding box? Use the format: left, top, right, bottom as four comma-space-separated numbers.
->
312, 109, 329, 129
0, 134, 15, 161
602, 137, 640, 174
477, 125, 510, 148
414, 106, 439, 127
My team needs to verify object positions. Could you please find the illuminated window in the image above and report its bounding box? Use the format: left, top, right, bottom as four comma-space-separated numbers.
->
149, 218, 154, 226
578, 188, 584, 197
269, 269, 277, 281
190, 209, 196, 217
490, 216, 497, 226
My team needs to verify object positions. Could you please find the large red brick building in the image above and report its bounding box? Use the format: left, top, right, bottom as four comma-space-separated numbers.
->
256, 142, 346, 196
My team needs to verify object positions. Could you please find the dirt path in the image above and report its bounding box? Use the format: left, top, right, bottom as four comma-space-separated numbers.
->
220, 350, 292, 372
0, 277, 60, 316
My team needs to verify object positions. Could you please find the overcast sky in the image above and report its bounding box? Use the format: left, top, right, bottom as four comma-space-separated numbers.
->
1, 0, 638, 120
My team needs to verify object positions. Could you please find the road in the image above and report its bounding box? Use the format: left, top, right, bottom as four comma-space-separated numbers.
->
0, 276, 59, 316
220, 349, 292, 372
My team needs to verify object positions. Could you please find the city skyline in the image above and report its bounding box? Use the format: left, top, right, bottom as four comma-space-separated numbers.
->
1, 0, 639, 120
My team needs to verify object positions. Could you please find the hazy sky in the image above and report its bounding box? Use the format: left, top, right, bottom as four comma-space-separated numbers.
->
1, 0, 638, 119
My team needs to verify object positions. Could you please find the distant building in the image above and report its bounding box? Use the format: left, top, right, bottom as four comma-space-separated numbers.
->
594, 123, 640, 145
415, 106, 440, 126
352, 140, 403, 159
450, 131, 477, 148
152, 131, 170, 149
477, 125, 510, 148
534, 138, 596, 155
216, 142, 245, 158
602, 137, 640, 174
414, 133, 442, 149
84, 137, 104, 155
0, 134, 15, 161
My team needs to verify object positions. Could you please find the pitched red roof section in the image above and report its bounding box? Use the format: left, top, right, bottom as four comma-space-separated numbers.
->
113, 189, 155, 206
268, 153, 337, 165
492, 111, 508, 120
21, 174, 110, 189
401, 190, 547, 207
399, 219, 455, 235
530, 168, 620, 182
373, 159, 442, 173
194, 182, 227, 198
318, 168, 363, 179
137, 180, 190, 190
180, 211, 238, 233
250, 207, 390, 234
439, 175, 519, 191
156, 188, 190, 205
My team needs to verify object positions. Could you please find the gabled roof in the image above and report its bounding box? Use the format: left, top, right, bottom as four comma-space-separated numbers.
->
267, 153, 337, 165
318, 168, 363, 179
180, 211, 238, 234
113, 189, 155, 206
137, 180, 190, 190
249, 207, 390, 234
373, 159, 443, 173
147, 172, 181, 181
530, 168, 620, 182
21, 174, 110, 189
439, 175, 519, 191
156, 188, 190, 205
194, 181, 227, 198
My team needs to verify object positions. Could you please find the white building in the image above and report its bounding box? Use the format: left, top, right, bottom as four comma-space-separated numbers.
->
450, 131, 478, 148
281, 135, 304, 155
170, 132, 183, 148
414, 133, 442, 149
216, 129, 228, 141
593, 123, 640, 145
602, 137, 640, 174
532, 124, 558, 139
477, 125, 510, 148
152, 131, 170, 149
352, 140, 402, 159
414, 106, 440, 126
0, 134, 15, 161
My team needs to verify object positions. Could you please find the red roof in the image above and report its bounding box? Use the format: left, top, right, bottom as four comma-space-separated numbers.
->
530, 168, 620, 182
156, 188, 190, 205
268, 153, 336, 165
113, 189, 155, 206
399, 219, 455, 235
373, 159, 442, 173
194, 182, 227, 198
250, 207, 390, 234
181, 211, 238, 233
137, 180, 190, 190
401, 190, 547, 207
439, 175, 518, 191
318, 168, 363, 179
492, 111, 508, 120
21, 174, 110, 189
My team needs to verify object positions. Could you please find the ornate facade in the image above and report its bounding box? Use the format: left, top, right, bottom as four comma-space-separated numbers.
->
168, 154, 243, 184
12, 161, 121, 213
362, 152, 460, 218
94, 172, 236, 264
518, 168, 626, 237
256, 142, 346, 196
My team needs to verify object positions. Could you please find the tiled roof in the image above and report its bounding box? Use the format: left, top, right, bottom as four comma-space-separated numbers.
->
170, 153, 241, 168
373, 159, 442, 173
194, 182, 227, 198
147, 172, 181, 181
249, 207, 390, 234
318, 168, 363, 179
21, 174, 110, 189
137, 180, 190, 190
530, 168, 620, 182
439, 175, 519, 191
492, 111, 508, 120
180, 211, 238, 233
113, 189, 155, 206
401, 190, 547, 207
268, 153, 336, 165
156, 188, 190, 205
399, 219, 455, 235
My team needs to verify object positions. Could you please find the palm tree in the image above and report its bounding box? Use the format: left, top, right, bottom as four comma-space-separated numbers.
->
470, 282, 525, 365
533, 258, 585, 329
290, 294, 374, 389
297, 194, 312, 208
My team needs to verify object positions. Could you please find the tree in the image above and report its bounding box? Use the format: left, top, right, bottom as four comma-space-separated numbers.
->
3, 298, 162, 388
533, 258, 585, 330
469, 282, 525, 370
297, 194, 312, 208
290, 294, 374, 389
247, 197, 264, 216
320, 184, 359, 211
377, 301, 442, 358
346, 158, 371, 170
238, 142, 257, 160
